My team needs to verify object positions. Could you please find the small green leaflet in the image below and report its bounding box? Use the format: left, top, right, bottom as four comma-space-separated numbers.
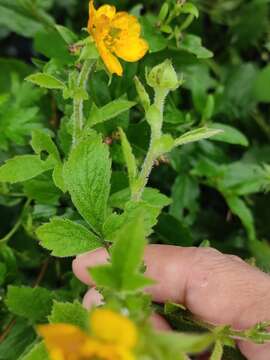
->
64, 132, 111, 234
31, 130, 66, 192
36, 217, 101, 257
119, 127, 137, 185
91, 215, 154, 292
87, 98, 136, 127
174, 127, 222, 147
209, 123, 249, 147
25, 73, 65, 90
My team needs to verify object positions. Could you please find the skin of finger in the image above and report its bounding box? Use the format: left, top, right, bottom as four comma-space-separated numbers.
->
238, 341, 270, 360
73, 245, 270, 326
72, 245, 197, 303
73, 245, 270, 358
82, 287, 171, 331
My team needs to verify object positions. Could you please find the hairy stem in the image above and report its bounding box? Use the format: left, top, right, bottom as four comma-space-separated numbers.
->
73, 60, 94, 145
131, 90, 167, 202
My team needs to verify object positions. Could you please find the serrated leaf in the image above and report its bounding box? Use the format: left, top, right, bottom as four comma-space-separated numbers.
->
174, 127, 222, 147
64, 132, 111, 233
36, 217, 101, 257
31, 130, 60, 162
0, 155, 54, 183
26, 73, 65, 89
119, 127, 137, 185
87, 98, 136, 127
48, 301, 88, 331
210, 123, 249, 146
91, 215, 153, 291
6, 286, 53, 322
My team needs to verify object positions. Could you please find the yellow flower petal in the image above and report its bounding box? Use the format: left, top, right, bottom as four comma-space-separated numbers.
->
37, 324, 88, 360
112, 13, 141, 37
98, 42, 123, 76
90, 309, 138, 349
87, 0, 96, 33
96, 4, 116, 20
114, 37, 149, 62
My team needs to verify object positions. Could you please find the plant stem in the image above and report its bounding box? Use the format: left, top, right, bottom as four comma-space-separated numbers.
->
73, 60, 94, 145
131, 90, 167, 202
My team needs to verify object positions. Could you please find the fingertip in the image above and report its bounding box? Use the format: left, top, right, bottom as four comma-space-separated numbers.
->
72, 247, 109, 285
83, 288, 104, 309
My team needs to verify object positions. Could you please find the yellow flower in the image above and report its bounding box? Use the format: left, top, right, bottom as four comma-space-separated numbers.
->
38, 309, 138, 360
87, 1, 149, 76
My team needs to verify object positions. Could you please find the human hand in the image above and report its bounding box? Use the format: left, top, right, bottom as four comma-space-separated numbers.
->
73, 245, 270, 360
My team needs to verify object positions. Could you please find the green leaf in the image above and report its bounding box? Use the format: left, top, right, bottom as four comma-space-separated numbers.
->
0, 155, 54, 183
170, 175, 199, 225
34, 29, 73, 65
87, 98, 136, 127
25, 73, 65, 90
55, 25, 78, 44
119, 128, 137, 185
209, 123, 249, 146
154, 134, 175, 155
174, 127, 222, 147
226, 196, 256, 241
153, 331, 214, 355
0, 262, 7, 285
23, 173, 61, 205
48, 301, 88, 331
31, 129, 60, 162
155, 213, 193, 247
64, 132, 111, 234
21, 342, 49, 360
141, 15, 168, 53
210, 340, 224, 360
91, 215, 153, 291
109, 187, 171, 210
6, 286, 53, 322
0, 319, 35, 360
181, 3, 199, 18
36, 217, 101, 257
179, 34, 213, 59
52, 163, 67, 192
253, 64, 270, 103
0, 4, 43, 38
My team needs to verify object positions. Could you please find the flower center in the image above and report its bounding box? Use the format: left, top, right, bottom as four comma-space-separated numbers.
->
104, 27, 122, 49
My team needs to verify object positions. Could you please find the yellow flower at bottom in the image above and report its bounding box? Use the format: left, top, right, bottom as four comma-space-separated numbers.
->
38, 309, 138, 360
87, 0, 149, 76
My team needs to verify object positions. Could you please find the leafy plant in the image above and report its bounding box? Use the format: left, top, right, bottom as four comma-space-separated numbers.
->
0, 0, 269, 359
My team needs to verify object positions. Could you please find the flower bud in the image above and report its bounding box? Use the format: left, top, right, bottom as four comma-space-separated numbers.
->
146, 60, 180, 91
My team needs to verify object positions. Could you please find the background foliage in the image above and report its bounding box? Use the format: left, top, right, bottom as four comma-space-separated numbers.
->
0, 0, 269, 359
